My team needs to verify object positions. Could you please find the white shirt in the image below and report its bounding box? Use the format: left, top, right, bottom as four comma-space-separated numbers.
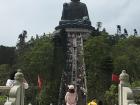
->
65, 92, 77, 105
6, 79, 29, 89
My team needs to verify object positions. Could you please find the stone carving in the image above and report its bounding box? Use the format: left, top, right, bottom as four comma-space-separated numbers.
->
119, 70, 129, 86
4, 70, 25, 105
14, 69, 24, 83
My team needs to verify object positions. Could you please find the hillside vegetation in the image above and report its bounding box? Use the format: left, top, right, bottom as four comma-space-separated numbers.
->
0, 30, 140, 105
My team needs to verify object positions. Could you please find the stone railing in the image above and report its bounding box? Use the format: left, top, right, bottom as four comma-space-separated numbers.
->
132, 88, 140, 104
0, 86, 10, 105
0, 70, 26, 105
119, 70, 140, 105
0, 86, 10, 94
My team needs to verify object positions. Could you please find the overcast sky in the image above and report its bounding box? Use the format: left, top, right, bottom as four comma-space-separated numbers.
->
0, 0, 139, 46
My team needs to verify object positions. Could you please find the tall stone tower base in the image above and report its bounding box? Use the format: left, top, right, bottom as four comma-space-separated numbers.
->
53, 27, 93, 105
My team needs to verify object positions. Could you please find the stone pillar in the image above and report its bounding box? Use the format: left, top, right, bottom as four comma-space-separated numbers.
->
119, 70, 129, 105
119, 70, 136, 105
119, 70, 129, 86
4, 69, 25, 105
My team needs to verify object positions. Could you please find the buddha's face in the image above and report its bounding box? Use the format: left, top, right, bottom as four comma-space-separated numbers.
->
71, 0, 80, 2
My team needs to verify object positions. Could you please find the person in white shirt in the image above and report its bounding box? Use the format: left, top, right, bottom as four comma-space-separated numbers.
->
65, 85, 78, 105
6, 71, 29, 89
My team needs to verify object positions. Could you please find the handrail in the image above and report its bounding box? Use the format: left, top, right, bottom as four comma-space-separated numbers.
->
0, 86, 10, 90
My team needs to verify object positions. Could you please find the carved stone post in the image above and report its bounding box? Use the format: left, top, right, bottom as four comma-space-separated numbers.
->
4, 69, 25, 105
119, 70, 129, 86
119, 70, 135, 105
119, 70, 129, 105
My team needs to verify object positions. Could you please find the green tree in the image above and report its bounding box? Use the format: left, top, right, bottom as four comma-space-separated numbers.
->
84, 34, 112, 100
0, 46, 16, 65
113, 36, 140, 80
104, 84, 118, 105
16, 34, 64, 105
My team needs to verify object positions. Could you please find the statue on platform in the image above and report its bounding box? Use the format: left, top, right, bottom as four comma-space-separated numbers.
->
61, 0, 89, 20
56, 0, 93, 30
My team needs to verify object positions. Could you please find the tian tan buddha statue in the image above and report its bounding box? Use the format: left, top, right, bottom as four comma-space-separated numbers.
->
57, 0, 92, 28
61, 0, 89, 20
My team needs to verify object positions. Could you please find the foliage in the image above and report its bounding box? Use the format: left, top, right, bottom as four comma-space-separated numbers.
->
104, 84, 118, 105
84, 33, 113, 100
36, 80, 61, 105
16, 35, 54, 82
15, 34, 64, 105
113, 36, 140, 80
1, 29, 140, 105
84, 32, 140, 103
0, 64, 11, 85
16, 30, 27, 53
131, 81, 140, 88
0, 96, 7, 105
0, 46, 16, 65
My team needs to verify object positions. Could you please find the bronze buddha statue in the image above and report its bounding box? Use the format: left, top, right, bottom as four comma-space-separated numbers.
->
61, 0, 89, 20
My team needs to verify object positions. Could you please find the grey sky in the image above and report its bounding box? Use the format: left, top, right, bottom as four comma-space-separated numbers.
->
0, 0, 139, 46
